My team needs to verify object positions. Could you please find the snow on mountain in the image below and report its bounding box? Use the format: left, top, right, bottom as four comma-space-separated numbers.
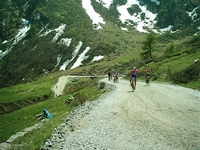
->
71, 46, 91, 69
40, 23, 66, 42
117, 0, 157, 33
60, 41, 83, 70
0, 24, 30, 59
92, 55, 104, 62
150, 0, 160, 5
159, 25, 174, 33
57, 38, 72, 47
121, 27, 128, 32
83, 0, 160, 33
95, 0, 113, 9
186, 6, 200, 22
52, 24, 66, 43
82, 0, 105, 30
14, 25, 31, 45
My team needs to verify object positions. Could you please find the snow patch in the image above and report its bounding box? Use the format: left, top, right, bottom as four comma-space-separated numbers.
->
92, 55, 104, 62
71, 47, 91, 69
60, 41, 83, 70
95, 0, 113, 9
55, 54, 62, 67
186, 6, 200, 21
58, 38, 72, 47
22, 18, 29, 26
13, 25, 31, 45
160, 25, 174, 33
121, 27, 128, 32
40, 29, 52, 37
0, 24, 30, 59
150, 0, 160, 5
2, 40, 8, 44
52, 24, 66, 42
117, 0, 157, 33
82, 0, 105, 30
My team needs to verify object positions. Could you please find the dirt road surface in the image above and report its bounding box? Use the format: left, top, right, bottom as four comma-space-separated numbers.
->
51, 76, 70, 97
99, 78, 200, 149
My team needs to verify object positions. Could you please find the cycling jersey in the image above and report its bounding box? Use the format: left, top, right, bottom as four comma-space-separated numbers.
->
130, 69, 138, 78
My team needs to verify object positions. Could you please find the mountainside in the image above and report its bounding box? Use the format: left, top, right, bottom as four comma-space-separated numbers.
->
0, 0, 200, 88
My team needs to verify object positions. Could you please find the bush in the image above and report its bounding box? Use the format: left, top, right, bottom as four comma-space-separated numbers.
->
99, 82, 105, 89
129, 58, 145, 69
164, 42, 177, 56
68, 92, 86, 107
171, 61, 200, 83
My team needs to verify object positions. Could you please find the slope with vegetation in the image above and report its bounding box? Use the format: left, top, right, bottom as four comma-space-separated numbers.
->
0, 0, 199, 149
0, 75, 105, 149
0, 0, 199, 88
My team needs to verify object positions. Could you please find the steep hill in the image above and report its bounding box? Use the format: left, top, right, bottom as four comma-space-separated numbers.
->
0, 0, 200, 88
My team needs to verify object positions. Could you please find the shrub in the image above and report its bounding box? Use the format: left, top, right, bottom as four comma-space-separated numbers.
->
164, 42, 177, 56
170, 61, 200, 83
129, 58, 145, 69
99, 82, 105, 89
69, 92, 86, 107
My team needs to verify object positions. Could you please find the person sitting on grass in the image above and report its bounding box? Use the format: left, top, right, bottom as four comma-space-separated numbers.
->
65, 95, 74, 104
39, 108, 52, 122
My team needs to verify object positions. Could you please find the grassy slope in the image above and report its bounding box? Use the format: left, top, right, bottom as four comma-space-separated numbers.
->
0, 76, 104, 149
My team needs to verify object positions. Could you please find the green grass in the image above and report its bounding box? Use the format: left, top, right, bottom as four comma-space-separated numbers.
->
0, 76, 57, 103
0, 75, 104, 149
179, 80, 200, 90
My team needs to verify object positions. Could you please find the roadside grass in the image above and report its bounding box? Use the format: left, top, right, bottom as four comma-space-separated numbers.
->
179, 80, 200, 90
139, 50, 200, 90
8, 96, 71, 150
0, 75, 58, 103
0, 76, 104, 150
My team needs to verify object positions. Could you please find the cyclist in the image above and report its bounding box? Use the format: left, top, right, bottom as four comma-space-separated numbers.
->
130, 67, 138, 89
145, 68, 151, 85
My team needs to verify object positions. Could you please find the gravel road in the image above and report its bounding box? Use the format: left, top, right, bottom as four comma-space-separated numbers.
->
42, 77, 200, 150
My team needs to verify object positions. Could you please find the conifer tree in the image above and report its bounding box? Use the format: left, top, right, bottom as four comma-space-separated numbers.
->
140, 30, 157, 60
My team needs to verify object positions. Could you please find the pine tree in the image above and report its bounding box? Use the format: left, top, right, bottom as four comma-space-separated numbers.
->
140, 30, 157, 60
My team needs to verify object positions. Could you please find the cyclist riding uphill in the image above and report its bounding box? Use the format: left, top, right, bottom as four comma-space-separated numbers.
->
146, 68, 151, 77
130, 67, 139, 88
39, 108, 52, 122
